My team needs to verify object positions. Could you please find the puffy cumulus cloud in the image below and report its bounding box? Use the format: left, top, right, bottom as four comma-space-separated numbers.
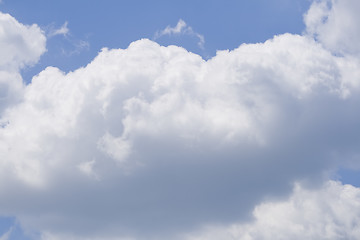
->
1, 2, 360, 240
304, 0, 360, 55
0, 12, 46, 70
1, 34, 360, 240
185, 181, 360, 240
0, 12, 46, 115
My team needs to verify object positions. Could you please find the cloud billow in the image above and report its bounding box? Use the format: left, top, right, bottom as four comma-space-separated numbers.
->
1, 0, 360, 239
0, 12, 46, 116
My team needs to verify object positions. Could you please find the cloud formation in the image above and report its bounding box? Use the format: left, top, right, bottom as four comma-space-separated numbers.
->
0, 12, 46, 115
0, 0, 360, 239
154, 19, 205, 49
304, 0, 360, 55
45, 21, 89, 57
47, 21, 69, 38
185, 181, 360, 240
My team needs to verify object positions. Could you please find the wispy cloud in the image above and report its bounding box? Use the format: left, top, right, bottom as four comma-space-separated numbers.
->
154, 19, 205, 49
0, 227, 13, 240
45, 21, 90, 56
47, 21, 69, 38
61, 39, 90, 56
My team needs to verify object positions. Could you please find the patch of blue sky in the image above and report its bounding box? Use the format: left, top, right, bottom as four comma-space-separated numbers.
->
0, 217, 34, 240
0, 0, 310, 83
335, 168, 360, 187
0, 217, 13, 236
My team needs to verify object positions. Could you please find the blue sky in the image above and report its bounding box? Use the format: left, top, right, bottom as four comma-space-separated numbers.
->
1, 0, 310, 81
1, 0, 360, 240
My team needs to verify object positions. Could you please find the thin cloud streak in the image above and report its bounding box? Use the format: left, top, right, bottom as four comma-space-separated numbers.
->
154, 19, 205, 49
47, 21, 69, 38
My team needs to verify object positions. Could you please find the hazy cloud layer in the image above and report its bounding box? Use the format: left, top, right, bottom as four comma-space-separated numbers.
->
0, 0, 360, 239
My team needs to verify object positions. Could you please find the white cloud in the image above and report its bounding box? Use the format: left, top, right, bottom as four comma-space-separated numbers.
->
48, 21, 69, 38
154, 19, 205, 49
1, 34, 360, 239
185, 180, 360, 240
46, 21, 89, 56
159, 19, 187, 35
0, 12, 46, 71
97, 133, 131, 164
0, 1, 360, 239
304, 0, 360, 55
60, 39, 90, 56
0, 12, 46, 115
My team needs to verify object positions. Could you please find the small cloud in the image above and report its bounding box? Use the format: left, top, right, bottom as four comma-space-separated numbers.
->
154, 19, 205, 49
45, 21, 90, 56
47, 21, 69, 38
61, 39, 90, 56
157, 19, 187, 35
78, 159, 100, 180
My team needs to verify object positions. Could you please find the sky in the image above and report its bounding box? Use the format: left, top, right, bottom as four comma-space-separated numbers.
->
1, 0, 310, 82
0, 0, 360, 239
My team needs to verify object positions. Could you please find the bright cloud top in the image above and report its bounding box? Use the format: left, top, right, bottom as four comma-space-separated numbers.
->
304, 0, 360, 55
0, 0, 360, 240
0, 12, 45, 115
0, 13, 45, 70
